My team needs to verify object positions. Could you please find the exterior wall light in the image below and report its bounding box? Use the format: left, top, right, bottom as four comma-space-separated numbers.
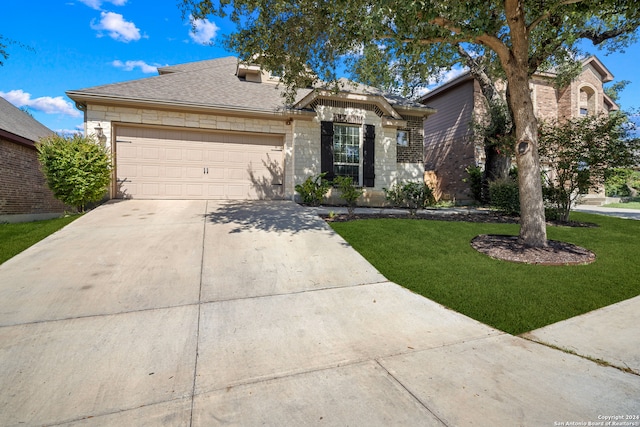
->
94, 123, 107, 144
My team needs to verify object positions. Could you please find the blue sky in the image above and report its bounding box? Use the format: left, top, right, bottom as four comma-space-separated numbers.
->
2, 0, 639, 134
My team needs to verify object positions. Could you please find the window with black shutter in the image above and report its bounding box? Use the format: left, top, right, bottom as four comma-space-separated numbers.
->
363, 124, 375, 187
320, 121, 375, 187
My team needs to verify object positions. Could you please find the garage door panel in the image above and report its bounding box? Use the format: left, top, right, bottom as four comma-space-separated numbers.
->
186, 184, 204, 196
166, 167, 182, 178
166, 149, 182, 160
142, 166, 160, 177
142, 183, 160, 196
142, 147, 160, 159
165, 184, 183, 196
209, 169, 225, 179
206, 185, 225, 197
206, 149, 226, 163
186, 167, 203, 178
116, 126, 283, 200
118, 145, 137, 158
118, 164, 138, 177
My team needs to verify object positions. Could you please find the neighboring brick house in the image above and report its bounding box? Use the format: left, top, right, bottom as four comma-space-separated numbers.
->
67, 57, 435, 206
0, 96, 67, 222
419, 56, 618, 203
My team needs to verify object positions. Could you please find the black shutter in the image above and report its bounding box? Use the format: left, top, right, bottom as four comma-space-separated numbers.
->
321, 121, 335, 180
363, 124, 375, 187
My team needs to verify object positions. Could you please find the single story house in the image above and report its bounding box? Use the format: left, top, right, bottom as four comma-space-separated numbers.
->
0, 96, 67, 223
67, 56, 435, 205
419, 56, 618, 203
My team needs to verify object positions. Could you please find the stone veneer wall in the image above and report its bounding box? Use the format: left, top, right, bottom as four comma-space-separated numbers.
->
0, 138, 67, 218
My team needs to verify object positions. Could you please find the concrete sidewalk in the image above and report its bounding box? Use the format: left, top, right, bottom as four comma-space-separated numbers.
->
574, 204, 640, 220
0, 200, 638, 426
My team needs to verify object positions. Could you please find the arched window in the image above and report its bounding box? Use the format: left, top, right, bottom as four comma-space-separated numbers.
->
579, 86, 596, 116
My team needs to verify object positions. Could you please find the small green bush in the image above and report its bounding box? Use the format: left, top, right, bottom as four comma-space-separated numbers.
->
37, 134, 111, 212
463, 165, 483, 204
488, 178, 520, 216
295, 173, 331, 206
333, 176, 363, 216
384, 181, 434, 215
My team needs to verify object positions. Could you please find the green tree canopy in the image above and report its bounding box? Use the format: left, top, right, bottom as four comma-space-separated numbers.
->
181, 0, 640, 246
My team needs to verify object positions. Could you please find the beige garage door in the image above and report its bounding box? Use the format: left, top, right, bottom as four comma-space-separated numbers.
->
115, 126, 284, 200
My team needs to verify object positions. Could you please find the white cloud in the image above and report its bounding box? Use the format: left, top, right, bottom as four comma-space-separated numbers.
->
91, 11, 141, 42
56, 127, 84, 137
426, 67, 468, 87
78, 0, 127, 10
112, 59, 162, 73
189, 16, 219, 45
0, 90, 81, 117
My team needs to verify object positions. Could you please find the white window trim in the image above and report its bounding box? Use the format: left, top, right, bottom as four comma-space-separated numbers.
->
333, 123, 363, 186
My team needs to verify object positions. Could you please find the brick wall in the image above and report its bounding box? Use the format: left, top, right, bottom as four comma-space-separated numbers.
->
397, 115, 424, 163
0, 138, 67, 216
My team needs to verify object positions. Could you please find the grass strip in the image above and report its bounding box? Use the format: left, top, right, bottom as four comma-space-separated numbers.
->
0, 215, 80, 264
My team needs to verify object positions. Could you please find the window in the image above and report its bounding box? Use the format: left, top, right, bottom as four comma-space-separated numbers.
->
321, 121, 375, 187
579, 86, 596, 116
397, 130, 409, 146
333, 124, 361, 184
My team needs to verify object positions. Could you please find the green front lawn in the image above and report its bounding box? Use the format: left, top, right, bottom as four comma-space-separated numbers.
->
603, 197, 640, 209
330, 212, 640, 335
0, 215, 80, 264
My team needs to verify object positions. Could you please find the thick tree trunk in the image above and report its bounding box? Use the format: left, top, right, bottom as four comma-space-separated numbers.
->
496, 0, 548, 248
504, 65, 547, 247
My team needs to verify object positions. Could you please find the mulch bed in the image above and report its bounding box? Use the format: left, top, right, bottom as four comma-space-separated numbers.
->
321, 210, 597, 265
470, 234, 596, 265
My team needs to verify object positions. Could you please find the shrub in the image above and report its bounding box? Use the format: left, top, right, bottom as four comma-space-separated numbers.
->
488, 178, 520, 216
333, 176, 363, 216
463, 165, 483, 204
384, 181, 434, 215
542, 181, 571, 222
605, 168, 640, 197
295, 173, 331, 206
37, 134, 111, 212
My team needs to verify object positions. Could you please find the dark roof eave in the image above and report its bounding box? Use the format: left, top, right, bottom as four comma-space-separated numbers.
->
66, 91, 317, 120
0, 128, 38, 149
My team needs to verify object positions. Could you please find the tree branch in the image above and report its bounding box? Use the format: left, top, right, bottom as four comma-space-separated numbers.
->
578, 25, 638, 45
527, 0, 584, 32
428, 17, 511, 66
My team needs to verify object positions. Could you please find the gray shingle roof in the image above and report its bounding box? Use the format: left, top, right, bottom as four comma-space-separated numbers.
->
68, 56, 311, 113
0, 96, 54, 143
68, 56, 432, 115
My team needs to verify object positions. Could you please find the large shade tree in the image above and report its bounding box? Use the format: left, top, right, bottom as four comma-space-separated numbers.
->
181, 0, 640, 247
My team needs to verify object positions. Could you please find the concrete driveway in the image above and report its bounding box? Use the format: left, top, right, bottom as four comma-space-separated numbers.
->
0, 200, 638, 426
